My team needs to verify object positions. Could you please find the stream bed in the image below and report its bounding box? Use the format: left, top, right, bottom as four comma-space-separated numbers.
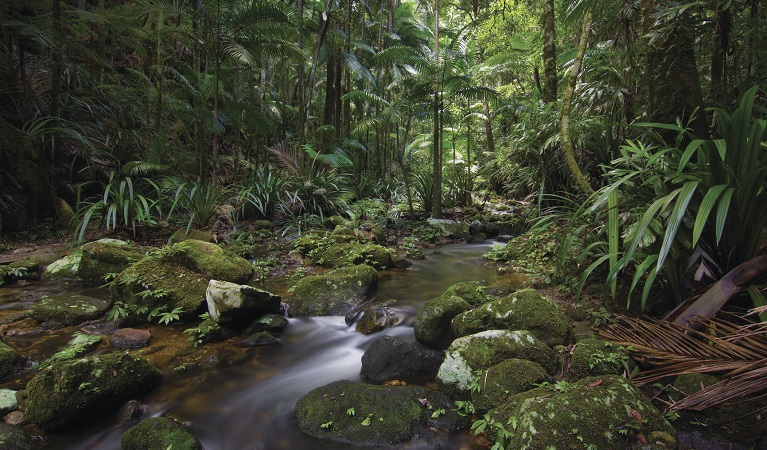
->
2, 243, 502, 449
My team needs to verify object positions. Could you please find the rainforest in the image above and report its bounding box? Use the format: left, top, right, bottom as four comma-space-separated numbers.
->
1, 0, 767, 448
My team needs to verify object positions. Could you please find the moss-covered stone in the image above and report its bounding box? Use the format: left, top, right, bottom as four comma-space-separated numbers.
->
414, 295, 472, 350
295, 380, 469, 446
41, 251, 82, 281
252, 220, 274, 231
487, 376, 676, 449
426, 218, 470, 239
40, 333, 103, 367
314, 242, 395, 270
355, 305, 401, 334
111, 240, 253, 320
78, 239, 146, 284
168, 228, 214, 245
120, 417, 203, 450
471, 359, 548, 413
243, 313, 289, 335
26, 352, 162, 431
162, 240, 252, 283
0, 422, 34, 450
571, 338, 632, 378
437, 330, 559, 399
441, 281, 492, 306
0, 340, 25, 379
289, 264, 378, 317
27, 294, 110, 326
452, 289, 573, 347
292, 232, 333, 255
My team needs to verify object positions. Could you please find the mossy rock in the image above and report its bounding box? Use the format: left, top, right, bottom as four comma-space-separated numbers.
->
111, 240, 253, 320
27, 294, 110, 327
161, 240, 252, 283
437, 330, 559, 399
79, 239, 146, 284
414, 295, 472, 350
571, 338, 633, 378
25, 352, 162, 431
295, 379, 469, 447
288, 264, 378, 317
487, 375, 676, 449
0, 422, 34, 450
471, 359, 548, 413
452, 289, 573, 347
0, 260, 40, 283
41, 251, 82, 281
0, 340, 24, 379
441, 281, 492, 306
168, 229, 214, 245
252, 220, 274, 231
426, 219, 470, 239
120, 417, 203, 450
314, 242, 395, 270
292, 232, 333, 255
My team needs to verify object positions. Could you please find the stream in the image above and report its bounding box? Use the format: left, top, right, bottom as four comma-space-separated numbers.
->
4, 242, 502, 449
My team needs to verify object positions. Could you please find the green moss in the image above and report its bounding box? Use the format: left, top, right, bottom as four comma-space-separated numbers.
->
162, 240, 252, 283
571, 338, 632, 378
295, 380, 469, 446
0, 340, 24, 379
289, 264, 378, 317
487, 376, 676, 449
27, 294, 110, 326
414, 295, 472, 350
471, 359, 548, 413
441, 281, 492, 306
78, 239, 145, 284
314, 242, 395, 270
120, 417, 202, 450
293, 232, 333, 255
25, 352, 162, 432
452, 289, 573, 347
168, 229, 214, 245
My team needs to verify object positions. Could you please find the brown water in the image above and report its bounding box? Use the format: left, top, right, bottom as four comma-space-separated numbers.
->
3, 243, 503, 450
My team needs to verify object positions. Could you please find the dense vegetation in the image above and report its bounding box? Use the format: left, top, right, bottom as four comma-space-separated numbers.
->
2, 0, 767, 315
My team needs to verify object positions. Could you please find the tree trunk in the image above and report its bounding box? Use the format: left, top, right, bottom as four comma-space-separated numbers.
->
559, 4, 594, 196
541, 0, 557, 103
431, 0, 442, 218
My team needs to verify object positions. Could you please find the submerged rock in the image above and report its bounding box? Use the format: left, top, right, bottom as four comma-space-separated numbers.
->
110, 328, 151, 350
111, 240, 253, 320
452, 288, 573, 347
243, 313, 289, 335
25, 352, 162, 431
27, 294, 110, 327
360, 336, 444, 383
295, 379, 469, 447
0, 422, 34, 450
289, 264, 378, 317
120, 417, 203, 450
437, 330, 559, 398
0, 340, 25, 379
206, 280, 281, 327
487, 375, 676, 449
241, 331, 281, 346
414, 295, 471, 350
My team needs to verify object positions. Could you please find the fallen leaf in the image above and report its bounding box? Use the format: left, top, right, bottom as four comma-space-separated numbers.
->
588, 379, 603, 387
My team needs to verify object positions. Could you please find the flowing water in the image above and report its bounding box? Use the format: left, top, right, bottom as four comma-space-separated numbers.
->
4, 243, 503, 450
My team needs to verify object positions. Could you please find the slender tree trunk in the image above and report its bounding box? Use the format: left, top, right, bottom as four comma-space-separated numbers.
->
711, 3, 730, 104
298, 0, 306, 145
541, 0, 557, 103
559, 4, 594, 196
431, 0, 442, 218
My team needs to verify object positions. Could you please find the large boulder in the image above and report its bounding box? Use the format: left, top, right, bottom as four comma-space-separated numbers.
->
0, 340, 25, 379
314, 242, 395, 270
426, 219, 470, 239
206, 280, 281, 327
487, 376, 676, 449
295, 380, 469, 447
27, 294, 110, 327
452, 289, 573, 347
120, 417, 203, 450
110, 240, 253, 320
288, 265, 378, 317
441, 281, 492, 307
437, 330, 559, 399
360, 336, 444, 383
43, 239, 145, 285
471, 359, 548, 413
414, 295, 471, 350
25, 352, 162, 431
168, 228, 214, 245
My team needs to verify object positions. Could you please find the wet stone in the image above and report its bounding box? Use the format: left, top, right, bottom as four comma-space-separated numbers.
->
110, 328, 151, 350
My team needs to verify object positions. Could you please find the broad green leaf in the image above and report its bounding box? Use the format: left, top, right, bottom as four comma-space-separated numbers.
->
657, 181, 699, 271
692, 184, 728, 248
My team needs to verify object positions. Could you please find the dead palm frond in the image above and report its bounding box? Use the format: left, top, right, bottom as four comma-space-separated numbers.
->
597, 313, 767, 417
